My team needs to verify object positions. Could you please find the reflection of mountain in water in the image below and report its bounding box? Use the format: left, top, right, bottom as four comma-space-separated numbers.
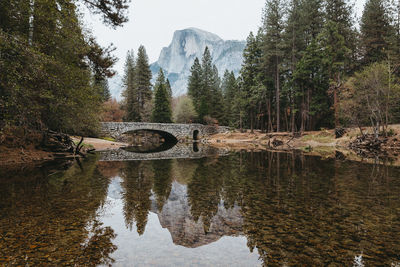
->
101, 152, 400, 266
150, 181, 243, 248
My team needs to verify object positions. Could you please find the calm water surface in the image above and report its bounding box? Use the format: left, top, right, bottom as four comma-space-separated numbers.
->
1, 148, 400, 266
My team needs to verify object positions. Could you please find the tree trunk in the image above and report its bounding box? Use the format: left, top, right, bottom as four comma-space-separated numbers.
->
334, 73, 341, 129
334, 86, 338, 128
250, 112, 254, 133
267, 99, 272, 133
385, 59, 391, 136
239, 111, 243, 132
284, 108, 288, 132
276, 60, 280, 132
28, 0, 35, 45
300, 87, 305, 133
307, 88, 310, 131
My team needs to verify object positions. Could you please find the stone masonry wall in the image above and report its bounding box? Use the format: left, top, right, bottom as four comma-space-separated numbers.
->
101, 122, 230, 141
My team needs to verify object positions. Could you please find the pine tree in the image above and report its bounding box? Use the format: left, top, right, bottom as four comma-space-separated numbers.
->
152, 69, 172, 123
240, 32, 263, 132
319, 21, 349, 128
300, 0, 324, 45
283, 0, 305, 132
294, 39, 331, 130
187, 57, 203, 116
96, 78, 111, 102
135, 45, 153, 120
199, 47, 214, 121
325, 0, 357, 73
360, 0, 394, 64
122, 50, 140, 121
0, 0, 127, 134
222, 70, 239, 126
209, 65, 225, 123
262, 0, 285, 132
166, 79, 172, 99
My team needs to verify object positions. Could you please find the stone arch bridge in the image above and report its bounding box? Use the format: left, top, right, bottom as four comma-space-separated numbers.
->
101, 122, 228, 142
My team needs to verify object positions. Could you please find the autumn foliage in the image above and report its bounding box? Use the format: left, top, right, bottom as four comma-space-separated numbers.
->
101, 99, 125, 122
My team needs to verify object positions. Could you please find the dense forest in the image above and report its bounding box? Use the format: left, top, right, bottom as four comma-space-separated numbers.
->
0, 0, 129, 136
184, 0, 400, 134
2, 0, 400, 139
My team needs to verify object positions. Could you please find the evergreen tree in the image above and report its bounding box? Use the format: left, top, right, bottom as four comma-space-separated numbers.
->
360, 0, 394, 64
209, 65, 225, 123
152, 69, 172, 123
325, 0, 357, 73
294, 39, 331, 130
222, 71, 239, 126
300, 0, 325, 45
96, 78, 111, 102
0, 0, 125, 134
135, 45, 153, 120
187, 57, 203, 116
283, 0, 306, 132
262, 0, 285, 131
122, 50, 140, 121
166, 79, 172, 99
240, 32, 264, 132
319, 21, 349, 128
199, 47, 214, 121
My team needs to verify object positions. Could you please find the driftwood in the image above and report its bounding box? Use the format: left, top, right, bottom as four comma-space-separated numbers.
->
40, 130, 74, 152
335, 127, 346, 138
86, 148, 96, 154
272, 139, 284, 147
74, 137, 86, 158
40, 130, 88, 158
349, 134, 382, 150
267, 138, 284, 148
349, 134, 388, 158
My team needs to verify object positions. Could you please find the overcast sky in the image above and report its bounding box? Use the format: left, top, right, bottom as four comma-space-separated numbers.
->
83, 0, 365, 75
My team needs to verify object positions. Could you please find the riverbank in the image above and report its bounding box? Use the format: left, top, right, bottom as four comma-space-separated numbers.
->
2, 125, 400, 167
0, 133, 128, 166
207, 125, 400, 159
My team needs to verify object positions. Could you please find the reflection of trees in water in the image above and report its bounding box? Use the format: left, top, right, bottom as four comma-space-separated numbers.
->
80, 220, 117, 266
238, 152, 400, 266
120, 161, 153, 235
0, 155, 116, 266
177, 151, 400, 266
187, 159, 225, 233
152, 160, 173, 211
220, 153, 245, 210
4, 152, 397, 265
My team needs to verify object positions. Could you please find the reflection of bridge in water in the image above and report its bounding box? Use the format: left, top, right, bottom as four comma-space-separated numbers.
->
99, 144, 230, 161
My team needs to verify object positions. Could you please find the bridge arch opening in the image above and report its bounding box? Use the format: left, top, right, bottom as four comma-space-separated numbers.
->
193, 130, 199, 140
122, 129, 178, 153
193, 142, 199, 152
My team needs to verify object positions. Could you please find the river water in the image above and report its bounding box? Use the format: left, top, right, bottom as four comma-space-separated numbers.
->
1, 146, 400, 266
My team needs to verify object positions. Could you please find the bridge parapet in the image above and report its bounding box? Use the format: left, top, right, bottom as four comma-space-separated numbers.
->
101, 122, 230, 141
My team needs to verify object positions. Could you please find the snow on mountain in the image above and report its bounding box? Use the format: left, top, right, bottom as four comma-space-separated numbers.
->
150, 28, 246, 96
